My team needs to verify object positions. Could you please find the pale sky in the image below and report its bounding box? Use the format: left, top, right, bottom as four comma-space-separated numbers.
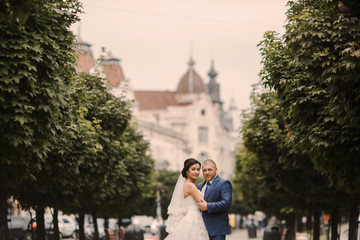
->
72, 0, 288, 112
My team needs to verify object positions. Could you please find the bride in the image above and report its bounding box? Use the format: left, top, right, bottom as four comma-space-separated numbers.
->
165, 158, 209, 240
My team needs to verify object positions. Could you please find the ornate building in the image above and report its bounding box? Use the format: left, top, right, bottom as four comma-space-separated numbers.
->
75, 38, 239, 179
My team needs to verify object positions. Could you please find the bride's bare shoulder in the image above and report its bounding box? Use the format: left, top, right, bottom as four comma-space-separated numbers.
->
184, 180, 192, 187
184, 181, 197, 190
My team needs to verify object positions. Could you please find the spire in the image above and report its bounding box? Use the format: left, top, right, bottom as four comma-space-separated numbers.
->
208, 59, 218, 79
206, 60, 222, 106
188, 57, 194, 92
188, 41, 195, 68
188, 57, 195, 68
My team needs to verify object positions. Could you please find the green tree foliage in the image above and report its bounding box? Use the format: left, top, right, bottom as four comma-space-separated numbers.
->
136, 170, 180, 220
0, 1, 82, 240
156, 170, 181, 220
230, 147, 255, 215
0, 0, 81, 189
260, 0, 360, 195
97, 122, 154, 219
239, 88, 306, 217
237, 85, 347, 240
67, 72, 153, 239
257, 1, 360, 239
1, 1, 154, 239
14, 70, 154, 240
14, 77, 102, 240
71, 72, 132, 211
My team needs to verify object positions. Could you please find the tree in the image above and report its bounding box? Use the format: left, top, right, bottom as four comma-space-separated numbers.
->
231, 146, 258, 216
133, 170, 179, 220
15, 77, 102, 240
238, 88, 304, 240
68, 72, 153, 240
155, 170, 181, 220
258, 1, 360, 239
0, 1, 81, 240
97, 122, 154, 219
237, 84, 347, 240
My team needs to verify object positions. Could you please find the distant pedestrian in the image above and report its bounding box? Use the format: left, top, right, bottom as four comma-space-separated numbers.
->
254, 211, 266, 230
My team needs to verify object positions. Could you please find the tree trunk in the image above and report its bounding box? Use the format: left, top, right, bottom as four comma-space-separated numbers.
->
285, 213, 297, 240
36, 208, 46, 240
104, 217, 109, 229
78, 211, 85, 240
306, 214, 312, 233
297, 216, 304, 233
348, 198, 359, 240
53, 209, 60, 240
0, 188, 8, 240
92, 212, 99, 240
313, 208, 321, 240
331, 206, 339, 240
117, 218, 123, 240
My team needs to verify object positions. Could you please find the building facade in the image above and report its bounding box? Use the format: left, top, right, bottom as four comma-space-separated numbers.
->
75, 38, 240, 179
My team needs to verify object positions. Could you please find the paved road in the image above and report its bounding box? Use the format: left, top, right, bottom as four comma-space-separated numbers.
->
227, 228, 263, 240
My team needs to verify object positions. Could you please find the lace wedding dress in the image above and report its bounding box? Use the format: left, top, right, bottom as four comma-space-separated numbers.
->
165, 194, 209, 240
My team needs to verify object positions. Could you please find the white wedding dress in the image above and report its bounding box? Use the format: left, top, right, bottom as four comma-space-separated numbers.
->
165, 194, 209, 240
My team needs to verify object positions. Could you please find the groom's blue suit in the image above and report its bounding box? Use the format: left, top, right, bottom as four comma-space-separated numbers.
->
197, 175, 232, 240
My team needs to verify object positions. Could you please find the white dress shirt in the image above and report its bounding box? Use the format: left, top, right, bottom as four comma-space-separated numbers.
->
201, 175, 217, 197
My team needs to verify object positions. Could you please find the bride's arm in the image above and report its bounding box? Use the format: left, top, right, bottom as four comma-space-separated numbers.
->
184, 182, 206, 203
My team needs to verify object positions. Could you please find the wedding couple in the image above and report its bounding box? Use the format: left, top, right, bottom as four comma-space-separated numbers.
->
165, 158, 232, 240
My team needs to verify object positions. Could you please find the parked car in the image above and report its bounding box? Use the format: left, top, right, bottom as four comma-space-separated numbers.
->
0, 216, 36, 240
32, 214, 69, 240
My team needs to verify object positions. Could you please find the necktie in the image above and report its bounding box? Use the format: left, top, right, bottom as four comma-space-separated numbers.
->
204, 182, 211, 198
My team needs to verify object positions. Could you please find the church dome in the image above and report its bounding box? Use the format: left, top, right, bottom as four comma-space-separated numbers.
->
176, 57, 207, 94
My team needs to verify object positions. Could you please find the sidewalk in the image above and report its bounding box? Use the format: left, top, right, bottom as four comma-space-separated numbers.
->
227, 228, 263, 240
144, 228, 264, 240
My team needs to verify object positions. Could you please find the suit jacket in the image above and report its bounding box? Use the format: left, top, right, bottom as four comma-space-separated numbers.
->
197, 175, 232, 236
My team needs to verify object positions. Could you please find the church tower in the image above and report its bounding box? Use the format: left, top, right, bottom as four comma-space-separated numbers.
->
207, 60, 223, 109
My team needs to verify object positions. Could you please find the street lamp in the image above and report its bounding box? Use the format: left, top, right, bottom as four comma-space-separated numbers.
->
156, 188, 163, 223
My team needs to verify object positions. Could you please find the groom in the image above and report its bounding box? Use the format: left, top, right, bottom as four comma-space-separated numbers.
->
197, 159, 232, 240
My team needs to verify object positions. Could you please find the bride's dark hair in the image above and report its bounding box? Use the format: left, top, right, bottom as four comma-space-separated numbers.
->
181, 158, 201, 178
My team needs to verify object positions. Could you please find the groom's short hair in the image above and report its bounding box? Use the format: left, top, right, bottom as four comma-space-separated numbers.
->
203, 159, 216, 168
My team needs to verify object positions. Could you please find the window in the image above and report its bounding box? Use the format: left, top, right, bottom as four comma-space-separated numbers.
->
198, 152, 208, 162
201, 109, 206, 116
198, 127, 208, 143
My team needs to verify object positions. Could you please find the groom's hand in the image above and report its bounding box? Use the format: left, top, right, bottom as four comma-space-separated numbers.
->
198, 199, 207, 211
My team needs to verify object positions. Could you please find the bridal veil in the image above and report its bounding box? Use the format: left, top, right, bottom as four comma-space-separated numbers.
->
165, 173, 186, 233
